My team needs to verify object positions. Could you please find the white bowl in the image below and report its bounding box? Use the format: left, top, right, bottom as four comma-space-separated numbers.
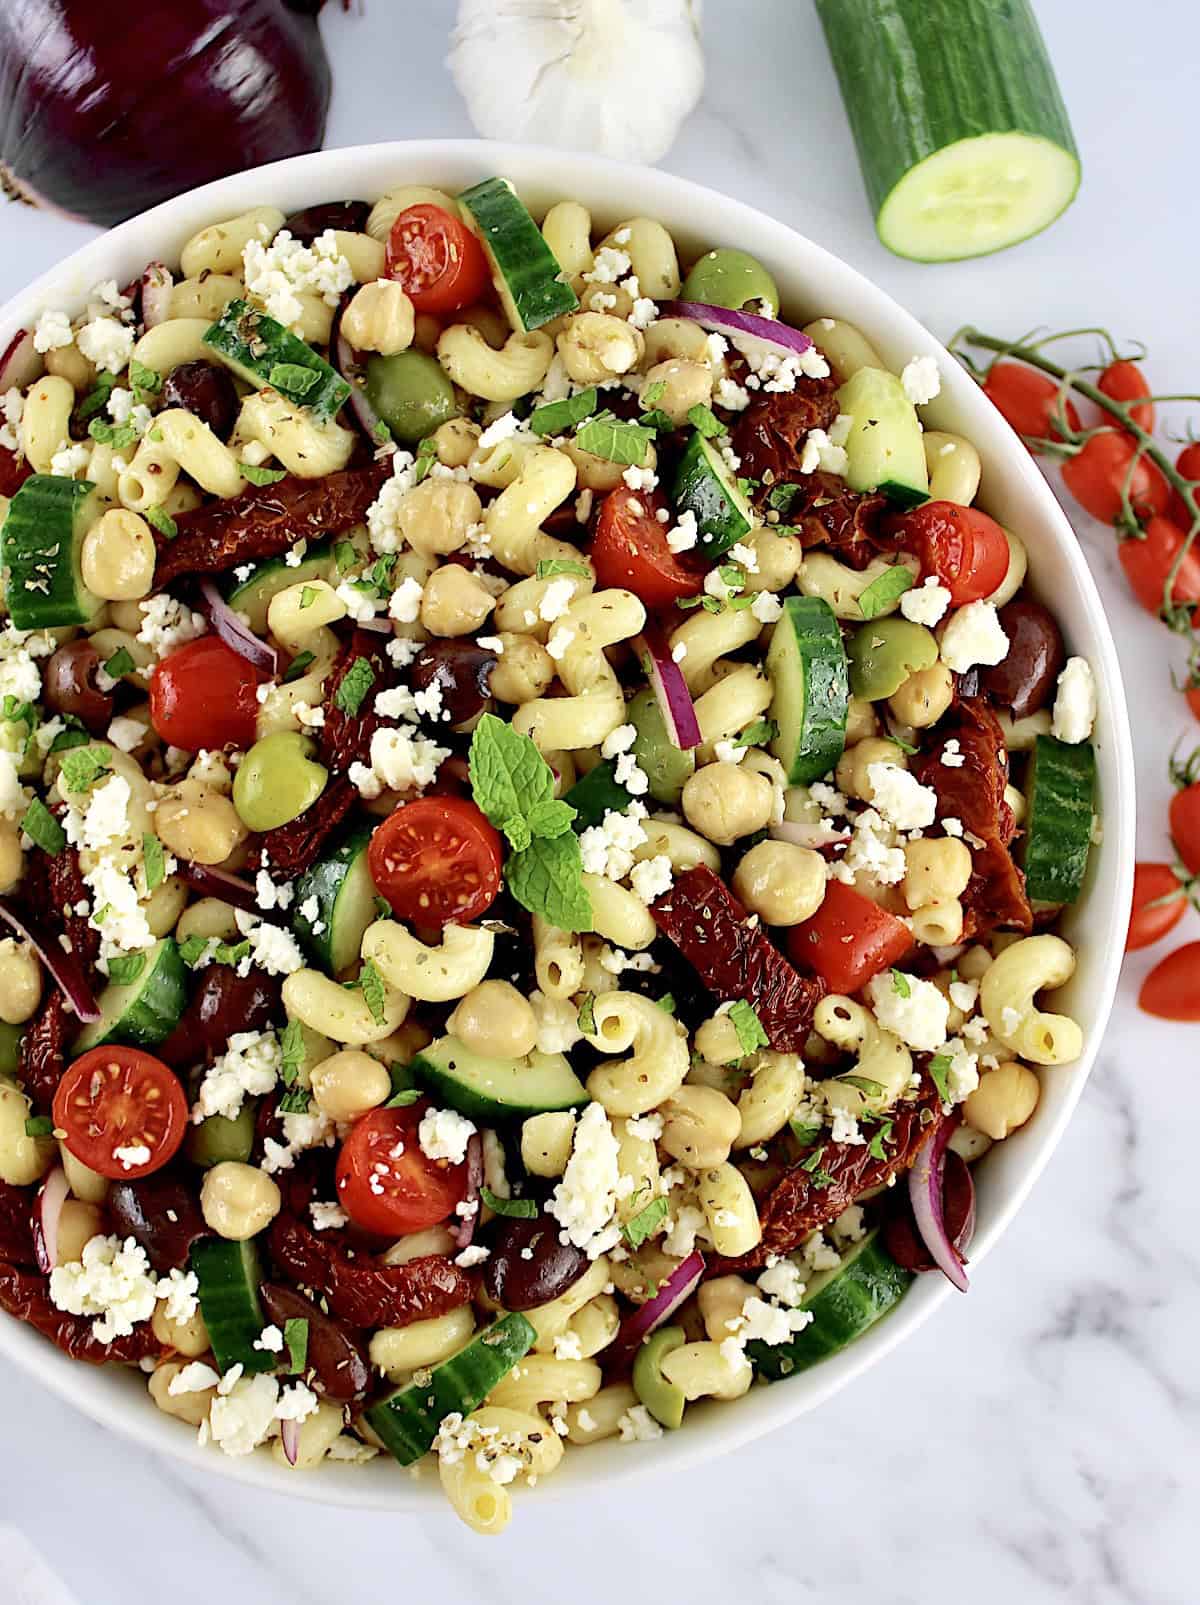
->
0, 139, 1135, 1510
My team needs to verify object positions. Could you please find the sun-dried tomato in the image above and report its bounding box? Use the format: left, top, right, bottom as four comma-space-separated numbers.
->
269, 1214, 473, 1329
912, 696, 1033, 938
48, 842, 101, 974
651, 865, 825, 1050
154, 465, 387, 586
0, 443, 32, 499
245, 776, 359, 876
0, 1263, 161, 1364
0, 1181, 36, 1268
19, 992, 70, 1116
793, 479, 892, 569
318, 628, 393, 771
731, 382, 842, 490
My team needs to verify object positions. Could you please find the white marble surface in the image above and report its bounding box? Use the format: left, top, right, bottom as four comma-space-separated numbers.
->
1, 3, 1197, 1601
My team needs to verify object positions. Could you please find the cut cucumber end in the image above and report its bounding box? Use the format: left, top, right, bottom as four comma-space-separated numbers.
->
877, 132, 1080, 262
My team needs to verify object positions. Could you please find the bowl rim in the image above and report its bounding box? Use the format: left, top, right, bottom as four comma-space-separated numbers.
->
0, 137, 1136, 1512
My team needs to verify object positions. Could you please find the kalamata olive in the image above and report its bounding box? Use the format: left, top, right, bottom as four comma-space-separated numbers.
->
259, 1282, 370, 1400
161, 361, 238, 442
981, 599, 1065, 720
157, 966, 282, 1068
43, 639, 114, 730
883, 1150, 975, 1273
411, 640, 498, 727
284, 201, 371, 244
108, 1171, 210, 1274
483, 1214, 589, 1311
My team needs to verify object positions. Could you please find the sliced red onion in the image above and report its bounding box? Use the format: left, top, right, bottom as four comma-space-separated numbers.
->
908, 1118, 970, 1293
33, 1166, 70, 1273
0, 328, 43, 391
665, 300, 816, 366
140, 263, 173, 330
634, 631, 701, 751
357, 615, 394, 635
331, 295, 388, 445
0, 897, 100, 1023
607, 1250, 705, 1372
279, 1416, 301, 1466
175, 861, 260, 913
769, 821, 852, 849
198, 580, 278, 675
451, 1133, 484, 1251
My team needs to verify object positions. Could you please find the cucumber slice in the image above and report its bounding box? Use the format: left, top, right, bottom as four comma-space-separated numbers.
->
632, 1324, 686, 1429
564, 760, 631, 828
1022, 734, 1095, 904
204, 300, 350, 422
457, 178, 578, 333
627, 687, 695, 807
1, 474, 102, 631
836, 368, 929, 504
816, 0, 1080, 262
364, 1312, 536, 1467
226, 533, 367, 634
410, 1034, 589, 1121
767, 597, 849, 784
190, 1237, 274, 1375
72, 938, 187, 1055
292, 829, 376, 976
749, 1232, 913, 1379
672, 429, 754, 559
185, 1100, 257, 1169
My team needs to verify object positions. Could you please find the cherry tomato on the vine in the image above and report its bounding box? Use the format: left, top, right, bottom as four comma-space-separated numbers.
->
1139, 943, 1200, 1022
149, 636, 266, 752
385, 204, 491, 317
1117, 516, 1200, 619
1169, 770, 1200, 877
1169, 441, 1200, 529
53, 1048, 188, 1180
336, 1103, 467, 1236
1127, 862, 1188, 951
891, 500, 1010, 606
1186, 685, 1200, 724
1098, 360, 1155, 433
1060, 432, 1171, 526
981, 362, 1080, 447
590, 486, 706, 610
368, 796, 502, 926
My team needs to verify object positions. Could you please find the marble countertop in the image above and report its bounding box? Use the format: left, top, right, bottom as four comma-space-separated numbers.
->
1, 4, 1196, 1601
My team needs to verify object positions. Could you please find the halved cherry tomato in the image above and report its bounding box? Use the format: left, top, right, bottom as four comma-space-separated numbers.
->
981, 362, 1080, 447
1098, 360, 1154, 433
591, 486, 705, 610
149, 636, 266, 752
1138, 942, 1200, 1022
787, 880, 913, 994
385, 204, 491, 317
892, 501, 1010, 606
1117, 516, 1200, 618
53, 1047, 187, 1180
1169, 771, 1200, 876
335, 1103, 467, 1236
1126, 862, 1188, 951
1060, 432, 1171, 526
368, 796, 502, 926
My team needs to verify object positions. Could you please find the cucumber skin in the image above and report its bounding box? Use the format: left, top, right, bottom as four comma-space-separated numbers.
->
292, 829, 375, 975
816, 0, 1079, 241
458, 179, 578, 332
204, 301, 350, 422
673, 431, 753, 558
411, 1036, 589, 1122
2, 475, 100, 631
191, 1237, 274, 1376
1023, 735, 1095, 903
72, 938, 187, 1055
768, 597, 850, 785
750, 1235, 913, 1380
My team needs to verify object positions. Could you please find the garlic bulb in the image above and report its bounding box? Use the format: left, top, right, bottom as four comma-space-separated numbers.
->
449, 0, 705, 165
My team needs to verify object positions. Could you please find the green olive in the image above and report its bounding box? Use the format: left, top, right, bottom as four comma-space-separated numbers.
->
364, 350, 459, 446
632, 1324, 686, 1429
232, 731, 328, 833
0, 1023, 19, 1078
847, 617, 939, 701
681, 248, 781, 317
185, 1099, 257, 1169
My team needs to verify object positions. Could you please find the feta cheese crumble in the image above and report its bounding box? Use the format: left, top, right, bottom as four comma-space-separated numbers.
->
418, 1107, 477, 1166
900, 355, 941, 406
1051, 656, 1097, 745
938, 602, 1009, 674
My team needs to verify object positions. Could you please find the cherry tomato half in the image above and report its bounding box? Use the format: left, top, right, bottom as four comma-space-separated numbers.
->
892, 500, 1010, 606
368, 796, 502, 926
1138, 942, 1200, 1022
1170, 776, 1200, 877
787, 880, 913, 995
1060, 432, 1171, 526
385, 204, 491, 317
1117, 516, 1200, 619
149, 636, 266, 752
981, 362, 1080, 447
1126, 862, 1188, 952
335, 1103, 467, 1236
591, 486, 705, 611
53, 1047, 187, 1180
1098, 360, 1154, 434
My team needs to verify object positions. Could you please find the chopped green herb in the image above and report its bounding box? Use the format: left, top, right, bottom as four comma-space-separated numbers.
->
867, 1118, 895, 1161
734, 719, 778, 749
928, 1054, 953, 1104
577, 993, 596, 1035
372, 419, 393, 446
142, 834, 167, 891
20, 798, 65, 856
76, 372, 118, 422
284, 1317, 309, 1374
622, 1197, 669, 1250
789, 1118, 823, 1148
24, 1116, 53, 1138
104, 647, 135, 679
105, 952, 147, 986
891, 969, 911, 999
277, 1086, 313, 1116
178, 935, 250, 970
279, 1020, 306, 1087
729, 1000, 769, 1056
687, 403, 724, 438
239, 461, 288, 486
638, 407, 675, 434
641, 380, 666, 406
87, 417, 138, 449
358, 959, 387, 1026
129, 359, 162, 400
374, 894, 392, 919
481, 1189, 538, 1219
58, 746, 112, 794
837, 1074, 886, 1097
531, 388, 599, 438
887, 732, 919, 756
282, 650, 316, 683
535, 558, 590, 581
800, 1145, 827, 1173
146, 505, 177, 539
383, 1085, 421, 1109
574, 411, 653, 466
334, 657, 376, 717
657, 994, 676, 1016
268, 362, 320, 396
717, 564, 745, 594
858, 564, 916, 621
299, 586, 318, 610
413, 435, 439, 483
49, 721, 89, 755
767, 482, 801, 514
334, 540, 358, 575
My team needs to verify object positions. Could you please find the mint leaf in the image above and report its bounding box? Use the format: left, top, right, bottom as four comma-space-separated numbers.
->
104, 646, 135, 679
891, 969, 911, 999
622, 1197, 668, 1250
358, 960, 387, 1026
858, 564, 915, 621
142, 833, 166, 891
334, 657, 376, 716
299, 586, 317, 609
282, 650, 315, 683
639, 408, 675, 434
868, 1118, 895, 1161
268, 362, 319, 396
789, 1117, 822, 1148
658, 994, 676, 1016
687, 403, 724, 438
837, 1073, 885, 1098
734, 719, 778, 749
574, 411, 653, 466
531, 388, 598, 438
239, 461, 287, 486
49, 722, 89, 755
279, 1019, 306, 1086
505, 833, 591, 931
284, 1317, 309, 1374
277, 1086, 312, 1115
641, 380, 666, 406
577, 992, 596, 1035
24, 1115, 53, 1138
928, 1054, 953, 1105
76, 372, 117, 422
146, 505, 177, 539
21, 799, 64, 856
106, 952, 146, 986
535, 558, 590, 581
729, 1000, 769, 1056
334, 540, 358, 575
384, 1085, 421, 1109
502, 815, 532, 853
129, 359, 162, 399
58, 746, 111, 794
88, 417, 137, 449
481, 1188, 537, 1219
469, 713, 554, 830
413, 436, 438, 485
767, 482, 801, 514
526, 798, 576, 841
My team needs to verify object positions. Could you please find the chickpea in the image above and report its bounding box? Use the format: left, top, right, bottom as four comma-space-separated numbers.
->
80, 509, 157, 601
843, 696, 880, 746
681, 763, 774, 846
661, 1086, 742, 1168
149, 1360, 216, 1426
420, 564, 495, 638
835, 736, 907, 803
367, 1019, 434, 1068
557, 312, 644, 385
694, 1012, 743, 1067
964, 1061, 1040, 1140
449, 981, 538, 1060
175, 897, 240, 945
0, 1082, 54, 1186
55, 1200, 104, 1264
152, 1301, 211, 1357
271, 1400, 346, 1470
560, 438, 632, 493
341, 280, 414, 355
433, 416, 481, 469
639, 358, 713, 426
0, 820, 24, 894
154, 780, 247, 865
742, 527, 803, 593
732, 841, 826, 927
144, 875, 189, 939
888, 661, 955, 729
0, 939, 41, 1024
309, 1050, 392, 1123
903, 837, 973, 911
490, 635, 555, 705
200, 1162, 281, 1241
520, 1111, 576, 1178
395, 478, 483, 558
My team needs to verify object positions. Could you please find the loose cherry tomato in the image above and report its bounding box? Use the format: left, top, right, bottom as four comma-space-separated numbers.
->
1098, 360, 1154, 433
1060, 432, 1171, 526
1127, 862, 1188, 951
1138, 942, 1200, 1022
385, 204, 491, 317
335, 1103, 467, 1236
149, 636, 266, 752
787, 880, 913, 994
591, 486, 706, 610
981, 362, 1080, 446
1169, 771, 1200, 876
368, 796, 502, 926
53, 1047, 187, 1180
1117, 516, 1200, 618
892, 501, 1010, 606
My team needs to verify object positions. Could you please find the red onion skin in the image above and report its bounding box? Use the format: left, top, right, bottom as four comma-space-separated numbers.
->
0, 896, 100, 1023
908, 1117, 970, 1293
665, 301, 816, 358
33, 1167, 70, 1274
279, 1415, 301, 1465
199, 580, 279, 674
0, 0, 331, 227
607, 1251, 705, 1374
451, 1133, 484, 1251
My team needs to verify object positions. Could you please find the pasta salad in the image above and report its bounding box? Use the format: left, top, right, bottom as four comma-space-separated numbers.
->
0, 178, 1100, 1533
